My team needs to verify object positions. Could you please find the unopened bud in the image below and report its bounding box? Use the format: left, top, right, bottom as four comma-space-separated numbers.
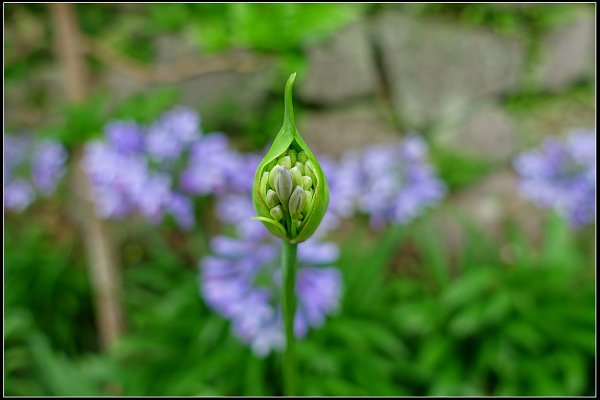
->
270, 205, 284, 221
268, 165, 280, 190
277, 155, 292, 169
266, 189, 280, 208
288, 149, 297, 165
274, 166, 293, 205
297, 151, 308, 164
252, 73, 329, 243
290, 166, 303, 187
289, 186, 306, 220
302, 176, 312, 190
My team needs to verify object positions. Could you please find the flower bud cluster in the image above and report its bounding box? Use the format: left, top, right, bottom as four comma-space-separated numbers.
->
259, 148, 318, 236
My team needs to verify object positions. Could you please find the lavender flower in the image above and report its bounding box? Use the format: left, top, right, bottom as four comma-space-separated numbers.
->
84, 107, 250, 230
83, 140, 150, 219
4, 180, 35, 211
146, 107, 200, 161
32, 140, 68, 195
200, 224, 342, 357
179, 133, 241, 196
106, 121, 145, 154
513, 129, 596, 228
4, 133, 67, 211
333, 135, 446, 229
167, 192, 195, 231
4, 134, 30, 176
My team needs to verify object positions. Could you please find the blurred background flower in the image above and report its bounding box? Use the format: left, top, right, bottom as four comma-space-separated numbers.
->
514, 129, 596, 228
4, 133, 67, 211
201, 231, 341, 357
333, 135, 446, 229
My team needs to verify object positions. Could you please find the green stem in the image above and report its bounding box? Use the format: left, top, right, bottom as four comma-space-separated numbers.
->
281, 241, 298, 396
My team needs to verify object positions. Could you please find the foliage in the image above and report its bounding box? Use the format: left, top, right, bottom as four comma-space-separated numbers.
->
147, 3, 368, 53
404, 3, 588, 36
429, 145, 495, 191
5, 208, 595, 396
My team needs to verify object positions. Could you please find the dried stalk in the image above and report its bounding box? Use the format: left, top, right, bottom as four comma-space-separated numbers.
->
50, 3, 124, 350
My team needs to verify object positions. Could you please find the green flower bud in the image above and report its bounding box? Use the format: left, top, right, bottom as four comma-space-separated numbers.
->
288, 149, 297, 165
289, 186, 305, 220
302, 176, 312, 190
290, 166, 303, 187
270, 205, 284, 221
277, 155, 292, 169
297, 151, 307, 164
251, 73, 329, 243
274, 166, 293, 206
266, 189, 280, 208
268, 165, 279, 190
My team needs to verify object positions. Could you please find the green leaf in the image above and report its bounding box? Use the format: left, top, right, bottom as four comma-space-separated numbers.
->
251, 217, 287, 236
503, 320, 543, 353
440, 267, 497, 312
448, 302, 485, 337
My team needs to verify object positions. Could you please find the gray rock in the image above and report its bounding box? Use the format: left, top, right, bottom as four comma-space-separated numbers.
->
433, 170, 545, 257
534, 10, 595, 91
299, 21, 378, 104
102, 52, 277, 120
434, 103, 517, 162
177, 66, 276, 113
299, 106, 400, 157
375, 12, 525, 129
155, 33, 199, 65
102, 67, 147, 103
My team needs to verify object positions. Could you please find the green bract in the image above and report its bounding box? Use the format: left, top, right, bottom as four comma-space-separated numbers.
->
252, 73, 329, 243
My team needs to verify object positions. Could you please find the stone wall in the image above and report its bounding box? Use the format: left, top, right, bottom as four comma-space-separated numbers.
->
5, 6, 596, 246
293, 8, 594, 247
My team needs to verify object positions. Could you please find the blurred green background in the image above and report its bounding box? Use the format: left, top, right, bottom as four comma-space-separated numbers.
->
4, 3, 596, 396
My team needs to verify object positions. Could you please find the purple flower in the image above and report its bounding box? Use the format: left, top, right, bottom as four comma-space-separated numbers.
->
83, 141, 147, 219
513, 129, 596, 228
167, 192, 195, 230
32, 140, 68, 195
4, 133, 67, 211
4, 134, 30, 175
106, 121, 145, 154
146, 107, 200, 161
179, 133, 242, 196
4, 180, 35, 211
333, 135, 446, 229
201, 181, 342, 356
134, 173, 172, 223
83, 107, 213, 230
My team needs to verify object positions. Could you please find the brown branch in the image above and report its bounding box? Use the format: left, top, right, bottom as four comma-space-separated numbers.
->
50, 3, 124, 352
83, 37, 274, 84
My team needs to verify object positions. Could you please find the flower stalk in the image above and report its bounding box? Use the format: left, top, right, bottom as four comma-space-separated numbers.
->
281, 241, 298, 396
252, 73, 330, 395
